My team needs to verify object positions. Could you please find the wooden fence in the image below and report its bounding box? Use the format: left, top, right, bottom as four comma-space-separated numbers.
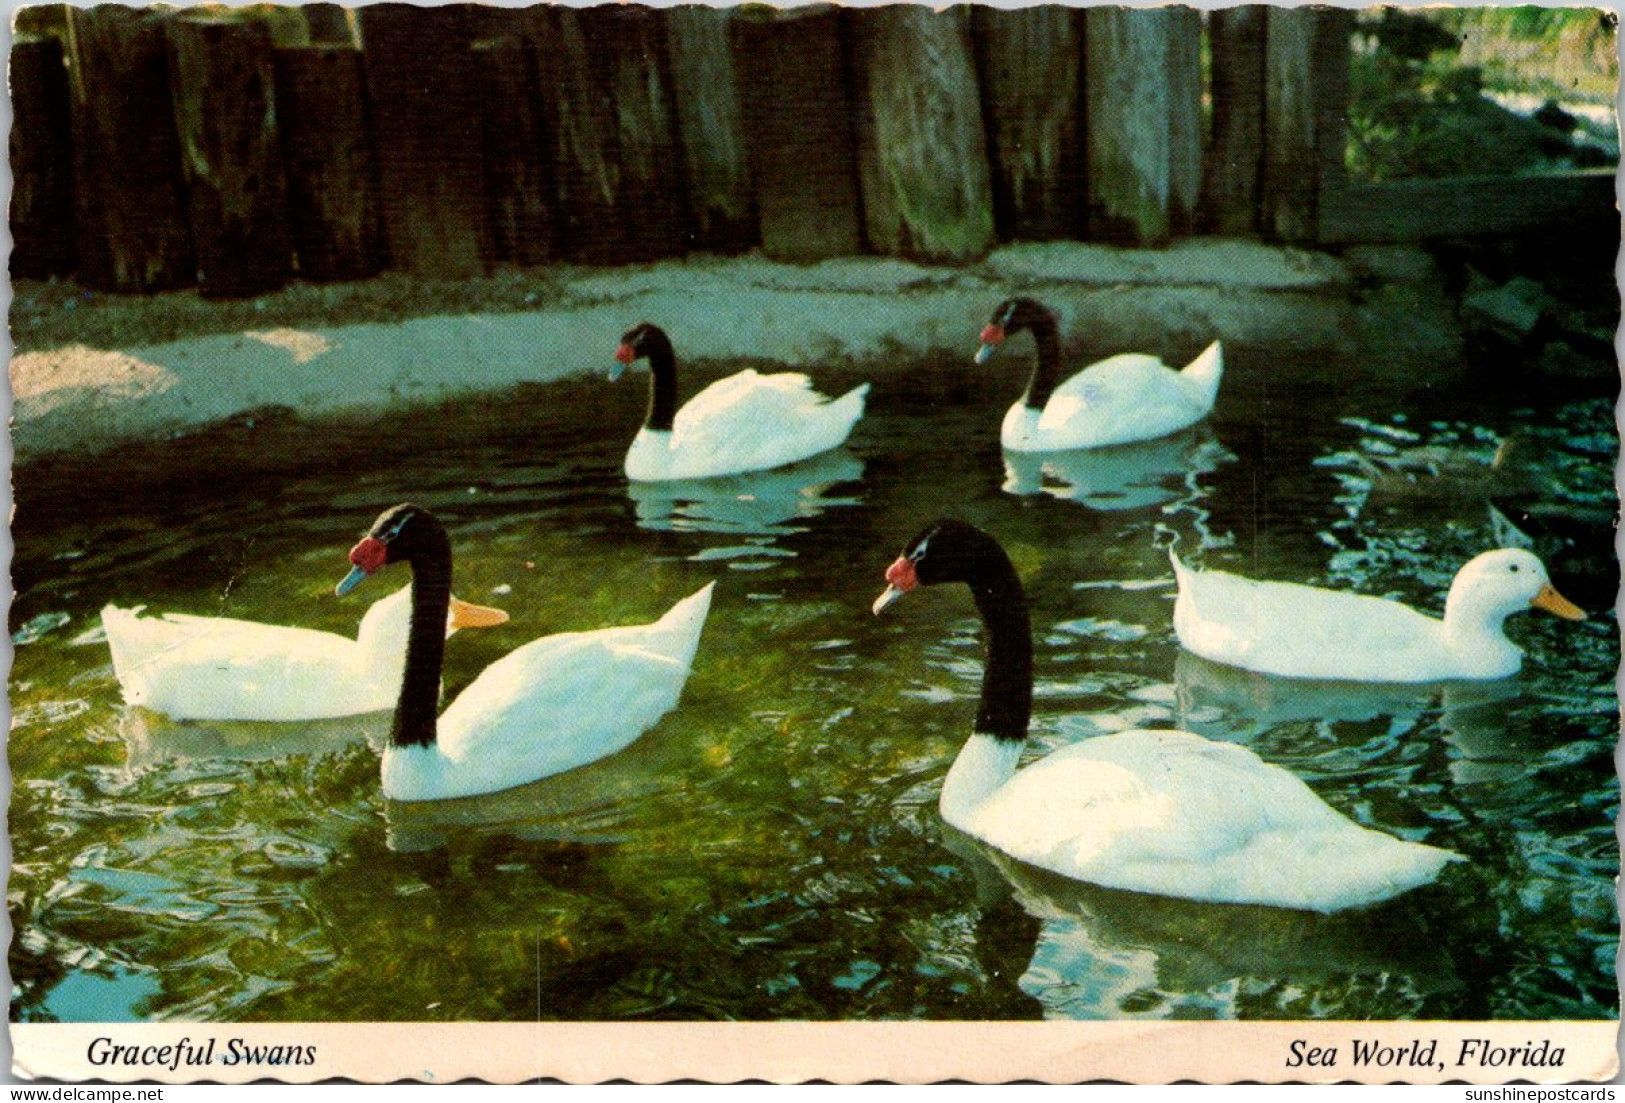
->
9, 4, 1614, 297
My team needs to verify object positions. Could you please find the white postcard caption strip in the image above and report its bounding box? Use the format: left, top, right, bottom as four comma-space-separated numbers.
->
11, 1021, 1619, 1084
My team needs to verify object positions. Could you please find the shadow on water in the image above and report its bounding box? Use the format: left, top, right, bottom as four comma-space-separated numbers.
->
941, 828, 1465, 1020
626, 447, 865, 547
1000, 428, 1234, 513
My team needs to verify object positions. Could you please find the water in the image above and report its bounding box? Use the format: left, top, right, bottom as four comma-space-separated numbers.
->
9, 348, 1618, 1023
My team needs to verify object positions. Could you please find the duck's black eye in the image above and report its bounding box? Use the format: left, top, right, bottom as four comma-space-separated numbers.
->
1509, 564, 1520, 573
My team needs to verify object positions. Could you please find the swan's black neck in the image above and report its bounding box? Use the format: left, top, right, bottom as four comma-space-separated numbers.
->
965, 540, 1033, 744
641, 332, 680, 432
1020, 313, 1062, 412
393, 525, 453, 749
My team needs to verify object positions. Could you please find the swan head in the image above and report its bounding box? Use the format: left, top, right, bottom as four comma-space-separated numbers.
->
337, 503, 438, 595
612, 322, 673, 382
873, 518, 993, 614
1444, 548, 1584, 630
337, 504, 509, 628
976, 298, 1054, 365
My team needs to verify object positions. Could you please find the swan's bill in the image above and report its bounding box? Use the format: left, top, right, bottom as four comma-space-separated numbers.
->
336, 565, 368, 597
610, 341, 635, 382
1532, 584, 1585, 620
873, 585, 906, 615
974, 343, 997, 365
449, 597, 510, 629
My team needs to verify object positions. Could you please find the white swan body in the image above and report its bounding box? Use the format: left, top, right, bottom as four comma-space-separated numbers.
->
1171, 548, 1584, 682
626, 370, 869, 481
878, 518, 1459, 914
103, 588, 418, 721
943, 729, 1458, 914
1001, 343, 1222, 452
382, 583, 714, 802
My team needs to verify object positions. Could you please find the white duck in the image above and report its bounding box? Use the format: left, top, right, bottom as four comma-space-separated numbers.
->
336, 503, 713, 802
974, 298, 1223, 452
612, 322, 869, 481
873, 519, 1459, 913
101, 586, 507, 722
1170, 547, 1585, 682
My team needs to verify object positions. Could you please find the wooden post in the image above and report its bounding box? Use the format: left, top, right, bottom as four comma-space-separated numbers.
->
167, 13, 292, 298
1262, 7, 1353, 243
972, 6, 1085, 242
851, 6, 994, 262
524, 6, 624, 262
10, 34, 76, 280
14, 4, 68, 37
302, 4, 357, 46
666, 7, 756, 253
1201, 6, 1267, 235
1083, 6, 1203, 246
731, 5, 863, 262
578, 7, 688, 262
63, 6, 194, 291
358, 4, 490, 278
471, 34, 554, 266
273, 44, 383, 281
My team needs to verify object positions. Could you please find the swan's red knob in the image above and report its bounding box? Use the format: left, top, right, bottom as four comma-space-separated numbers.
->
614, 343, 636, 364
885, 556, 918, 593
349, 537, 388, 574
979, 324, 1005, 346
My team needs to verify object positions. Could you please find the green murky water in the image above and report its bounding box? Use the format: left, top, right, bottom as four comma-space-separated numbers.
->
9, 346, 1618, 1022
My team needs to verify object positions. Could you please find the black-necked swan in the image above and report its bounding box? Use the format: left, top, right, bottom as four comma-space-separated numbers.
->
611, 322, 870, 481
1170, 547, 1584, 682
872, 518, 1459, 913
101, 587, 507, 722
974, 298, 1222, 452
335, 503, 714, 802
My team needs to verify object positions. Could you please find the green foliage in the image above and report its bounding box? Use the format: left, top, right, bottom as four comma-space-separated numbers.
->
1347, 9, 1618, 181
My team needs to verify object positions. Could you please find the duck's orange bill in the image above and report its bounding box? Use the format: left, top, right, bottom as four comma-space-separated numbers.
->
1531, 584, 1585, 621
449, 597, 511, 629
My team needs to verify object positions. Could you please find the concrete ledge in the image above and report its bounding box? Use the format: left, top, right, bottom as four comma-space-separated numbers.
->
12, 240, 1388, 459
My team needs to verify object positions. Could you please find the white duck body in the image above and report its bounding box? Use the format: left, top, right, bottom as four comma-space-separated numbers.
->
942, 729, 1458, 914
383, 582, 714, 802
1171, 548, 1582, 682
625, 370, 869, 481
1001, 343, 1222, 453
102, 587, 415, 721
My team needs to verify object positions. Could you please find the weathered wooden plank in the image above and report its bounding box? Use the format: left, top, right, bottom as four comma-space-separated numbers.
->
579, 6, 688, 262
1166, 7, 1203, 230
523, 6, 624, 262
1261, 7, 1352, 243
10, 33, 76, 279
971, 5, 1084, 241
358, 3, 490, 278
1318, 171, 1618, 244
302, 4, 356, 46
14, 4, 68, 37
666, 6, 756, 253
851, 6, 994, 262
273, 44, 382, 281
167, 13, 292, 297
731, 5, 863, 261
235, 4, 311, 48
1201, 6, 1266, 234
1314, 8, 1354, 189
63, 5, 194, 291
472, 34, 553, 266
1083, 6, 1203, 245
